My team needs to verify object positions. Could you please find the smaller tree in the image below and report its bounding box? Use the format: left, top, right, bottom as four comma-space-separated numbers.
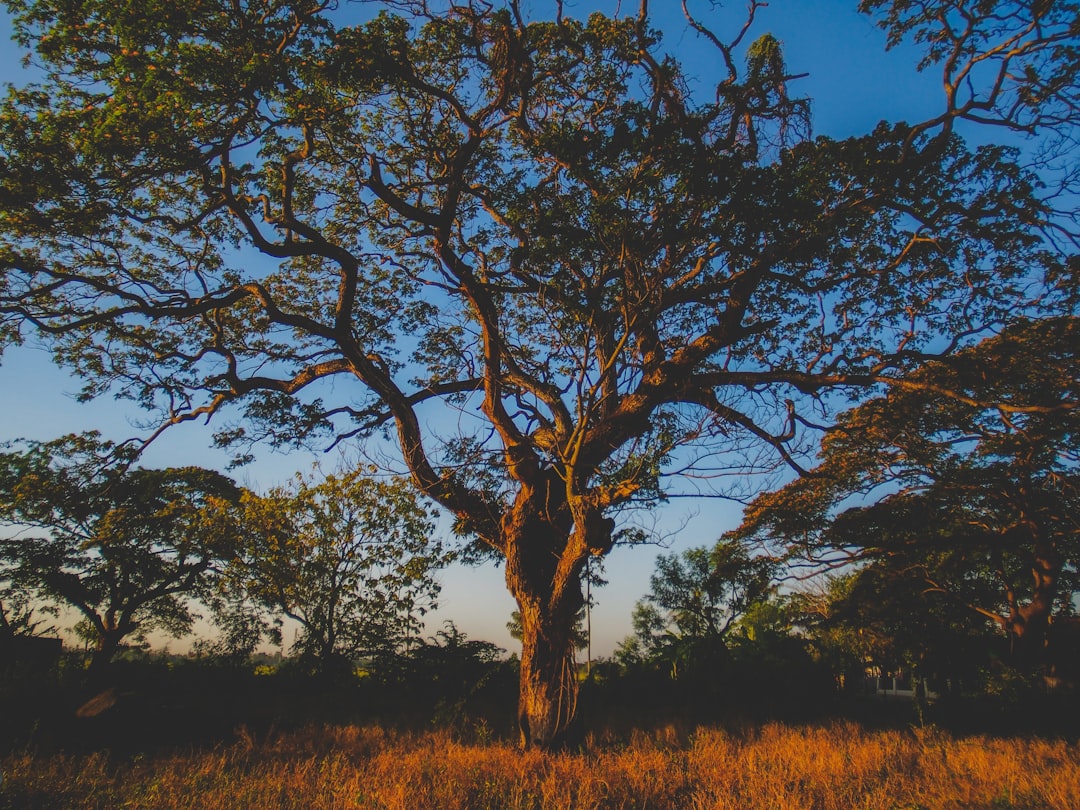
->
394, 621, 513, 711
0, 433, 241, 670
233, 469, 449, 676
617, 540, 775, 677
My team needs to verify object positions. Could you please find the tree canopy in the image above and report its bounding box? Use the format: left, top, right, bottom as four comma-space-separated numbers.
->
732, 318, 1080, 667
231, 468, 448, 675
0, 432, 242, 669
0, 0, 1076, 746
616, 540, 774, 677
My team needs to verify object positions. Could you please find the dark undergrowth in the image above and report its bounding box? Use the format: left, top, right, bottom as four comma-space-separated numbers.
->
2, 653, 1077, 758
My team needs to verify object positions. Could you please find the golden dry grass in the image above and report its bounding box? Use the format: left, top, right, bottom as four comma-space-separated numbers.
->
2, 721, 1077, 809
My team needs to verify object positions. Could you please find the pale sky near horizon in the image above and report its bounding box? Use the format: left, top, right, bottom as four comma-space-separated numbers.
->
0, 1, 943, 658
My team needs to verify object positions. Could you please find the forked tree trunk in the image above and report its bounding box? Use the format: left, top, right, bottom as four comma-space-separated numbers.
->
1007, 598, 1055, 666
477, 465, 616, 748
501, 485, 587, 749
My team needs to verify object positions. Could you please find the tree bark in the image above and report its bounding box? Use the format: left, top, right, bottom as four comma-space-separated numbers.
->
500, 480, 588, 749
514, 598, 581, 749
89, 627, 125, 673
1004, 536, 1061, 668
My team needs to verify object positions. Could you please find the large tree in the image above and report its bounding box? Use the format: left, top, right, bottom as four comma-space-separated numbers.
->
732, 318, 1080, 669
0, 433, 242, 670
0, 1, 1075, 745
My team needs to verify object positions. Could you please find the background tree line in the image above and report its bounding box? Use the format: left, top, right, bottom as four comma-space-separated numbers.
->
0, 434, 454, 680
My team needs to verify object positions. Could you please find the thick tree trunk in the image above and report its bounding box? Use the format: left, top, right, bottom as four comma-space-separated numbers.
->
514, 597, 581, 749
500, 479, 589, 749
1007, 599, 1055, 666
89, 628, 124, 673
1004, 539, 1061, 668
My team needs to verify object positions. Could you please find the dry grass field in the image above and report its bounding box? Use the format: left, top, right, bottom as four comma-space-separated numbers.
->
2, 721, 1077, 809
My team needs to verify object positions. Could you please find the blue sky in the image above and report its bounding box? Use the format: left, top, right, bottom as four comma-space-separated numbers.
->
0, 1, 942, 656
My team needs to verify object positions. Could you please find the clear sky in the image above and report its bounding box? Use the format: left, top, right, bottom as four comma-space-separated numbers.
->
0, 1, 942, 657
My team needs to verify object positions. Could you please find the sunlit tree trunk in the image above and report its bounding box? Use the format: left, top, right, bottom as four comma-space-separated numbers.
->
500, 480, 589, 749
513, 593, 581, 749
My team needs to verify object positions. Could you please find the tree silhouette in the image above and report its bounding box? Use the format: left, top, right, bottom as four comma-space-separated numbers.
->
617, 541, 774, 677
0, 433, 241, 670
733, 318, 1080, 671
